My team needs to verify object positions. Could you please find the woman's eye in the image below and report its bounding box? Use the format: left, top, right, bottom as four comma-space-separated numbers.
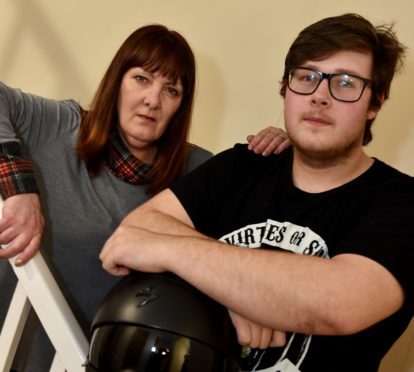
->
165, 86, 180, 97
135, 75, 149, 84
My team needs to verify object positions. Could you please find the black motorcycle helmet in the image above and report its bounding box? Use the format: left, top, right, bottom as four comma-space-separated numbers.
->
86, 272, 241, 371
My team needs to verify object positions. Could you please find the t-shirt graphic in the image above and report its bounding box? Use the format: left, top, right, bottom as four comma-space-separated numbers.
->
220, 219, 329, 372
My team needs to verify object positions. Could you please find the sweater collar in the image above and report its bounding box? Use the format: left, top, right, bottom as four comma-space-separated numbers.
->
104, 131, 153, 185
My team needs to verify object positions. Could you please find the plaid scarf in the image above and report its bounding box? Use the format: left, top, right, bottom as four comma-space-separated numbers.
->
104, 132, 153, 185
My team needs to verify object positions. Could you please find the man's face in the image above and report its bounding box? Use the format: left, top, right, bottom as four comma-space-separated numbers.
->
284, 50, 378, 164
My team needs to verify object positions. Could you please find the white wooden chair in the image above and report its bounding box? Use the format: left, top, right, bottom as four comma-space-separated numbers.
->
0, 198, 88, 372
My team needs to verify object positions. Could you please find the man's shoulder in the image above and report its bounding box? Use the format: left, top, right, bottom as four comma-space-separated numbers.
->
364, 159, 414, 204
225, 142, 292, 162
183, 142, 291, 183
373, 158, 409, 174
371, 159, 414, 186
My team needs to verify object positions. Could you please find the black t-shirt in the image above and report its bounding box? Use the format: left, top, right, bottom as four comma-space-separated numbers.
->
171, 144, 414, 372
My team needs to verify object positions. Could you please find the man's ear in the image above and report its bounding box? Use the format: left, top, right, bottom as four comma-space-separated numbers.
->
367, 94, 385, 120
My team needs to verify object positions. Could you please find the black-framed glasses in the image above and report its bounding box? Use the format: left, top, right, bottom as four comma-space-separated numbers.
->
287, 67, 372, 103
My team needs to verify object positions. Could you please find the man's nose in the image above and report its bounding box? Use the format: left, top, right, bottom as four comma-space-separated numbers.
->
311, 78, 331, 106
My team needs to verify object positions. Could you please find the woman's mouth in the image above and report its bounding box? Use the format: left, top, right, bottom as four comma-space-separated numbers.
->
138, 114, 156, 122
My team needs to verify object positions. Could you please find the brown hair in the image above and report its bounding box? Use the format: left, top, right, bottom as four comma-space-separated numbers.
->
77, 24, 196, 194
279, 13, 406, 145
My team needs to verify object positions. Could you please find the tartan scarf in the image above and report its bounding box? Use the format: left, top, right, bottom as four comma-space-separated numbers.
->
104, 132, 153, 185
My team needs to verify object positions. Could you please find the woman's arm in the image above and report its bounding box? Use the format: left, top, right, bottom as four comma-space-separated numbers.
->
0, 82, 48, 264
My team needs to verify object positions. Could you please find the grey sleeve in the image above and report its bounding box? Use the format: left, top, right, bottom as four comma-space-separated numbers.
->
0, 82, 23, 145
0, 81, 80, 197
0, 81, 81, 149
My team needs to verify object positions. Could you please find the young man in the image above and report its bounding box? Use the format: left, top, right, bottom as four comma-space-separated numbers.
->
100, 13, 414, 371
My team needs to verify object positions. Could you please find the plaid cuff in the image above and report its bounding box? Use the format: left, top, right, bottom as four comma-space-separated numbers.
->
0, 142, 39, 199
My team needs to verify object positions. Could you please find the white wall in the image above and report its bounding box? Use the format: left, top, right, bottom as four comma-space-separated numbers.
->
1, 1, 413, 370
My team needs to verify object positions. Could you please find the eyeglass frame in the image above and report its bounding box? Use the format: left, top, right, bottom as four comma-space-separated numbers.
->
287, 67, 372, 103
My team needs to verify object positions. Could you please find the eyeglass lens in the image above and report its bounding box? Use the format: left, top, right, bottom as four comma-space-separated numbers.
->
288, 68, 367, 102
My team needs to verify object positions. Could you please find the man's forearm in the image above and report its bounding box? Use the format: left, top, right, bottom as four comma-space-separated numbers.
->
154, 233, 404, 337
121, 188, 204, 238
104, 190, 404, 338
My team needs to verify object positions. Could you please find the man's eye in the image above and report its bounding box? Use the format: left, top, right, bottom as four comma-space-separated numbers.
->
336, 77, 356, 89
339, 80, 352, 88
294, 71, 317, 82
303, 74, 316, 82
297, 73, 318, 84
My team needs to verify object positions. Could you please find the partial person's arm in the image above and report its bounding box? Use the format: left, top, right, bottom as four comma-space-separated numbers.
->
0, 82, 47, 264
228, 310, 286, 349
0, 143, 43, 266
100, 189, 404, 338
247, 126, 290, 156
0, 193, 43, 265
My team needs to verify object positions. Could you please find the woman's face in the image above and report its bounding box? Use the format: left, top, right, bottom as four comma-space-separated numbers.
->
117, 67, 183, 162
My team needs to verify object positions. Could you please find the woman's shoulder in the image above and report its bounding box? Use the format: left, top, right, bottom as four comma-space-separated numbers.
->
185, 143, 213, 173
0, 80, 81, 118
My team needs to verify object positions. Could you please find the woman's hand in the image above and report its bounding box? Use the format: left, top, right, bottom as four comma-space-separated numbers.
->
247, 126, 290, 156
0, 193, 44, 266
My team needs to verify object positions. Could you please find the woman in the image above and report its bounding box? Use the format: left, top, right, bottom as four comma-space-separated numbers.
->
0, 24, 288, 370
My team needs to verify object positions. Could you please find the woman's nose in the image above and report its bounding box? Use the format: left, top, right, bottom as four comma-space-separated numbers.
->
143, 86, 161, 108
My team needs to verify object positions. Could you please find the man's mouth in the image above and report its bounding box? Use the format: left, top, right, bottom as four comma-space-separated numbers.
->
302, 113, 332, 126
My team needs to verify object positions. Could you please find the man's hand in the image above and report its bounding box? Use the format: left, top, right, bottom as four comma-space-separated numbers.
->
247, 126, 290, 156
100, 225, 172, 276
0, 193, 44, 266
229, 310, 286, 349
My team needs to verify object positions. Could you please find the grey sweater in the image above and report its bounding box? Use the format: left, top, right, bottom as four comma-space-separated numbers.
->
0, 82, 212, 371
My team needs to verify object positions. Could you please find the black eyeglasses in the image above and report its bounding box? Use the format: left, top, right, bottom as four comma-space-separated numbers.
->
287, 67, 372, 103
